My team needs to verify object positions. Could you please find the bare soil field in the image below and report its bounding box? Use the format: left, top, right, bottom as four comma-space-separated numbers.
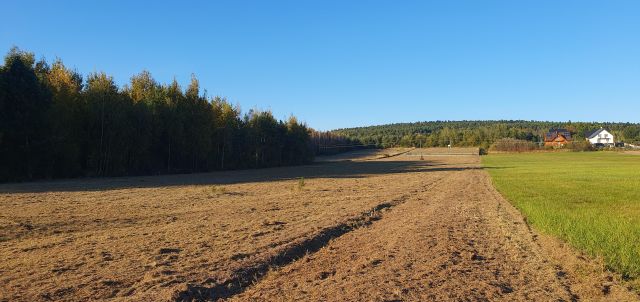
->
1, 150, 637, 301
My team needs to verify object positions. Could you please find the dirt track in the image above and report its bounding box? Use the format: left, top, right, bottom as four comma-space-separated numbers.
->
1, 150, 637, 301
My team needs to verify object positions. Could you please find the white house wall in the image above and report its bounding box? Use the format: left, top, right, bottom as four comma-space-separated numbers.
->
587, 130, 614, 145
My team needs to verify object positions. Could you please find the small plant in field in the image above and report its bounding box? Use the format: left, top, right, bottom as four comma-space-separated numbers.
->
297, 177, 305, 190
205, 185, 226, 195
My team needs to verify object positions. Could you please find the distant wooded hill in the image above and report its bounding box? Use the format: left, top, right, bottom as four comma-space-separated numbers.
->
331, 120, 640, 149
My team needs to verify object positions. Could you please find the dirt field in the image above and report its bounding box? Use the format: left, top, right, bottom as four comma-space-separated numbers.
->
1, 149, 637, 301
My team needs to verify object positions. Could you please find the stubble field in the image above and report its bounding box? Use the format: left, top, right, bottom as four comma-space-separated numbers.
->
1, 149, 637, 301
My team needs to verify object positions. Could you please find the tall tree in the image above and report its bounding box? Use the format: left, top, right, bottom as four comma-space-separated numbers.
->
44, 59, 85, 177
84, 72, 123, 176
0, 48, 51, 180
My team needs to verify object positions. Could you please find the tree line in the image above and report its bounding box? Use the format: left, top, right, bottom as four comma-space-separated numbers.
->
0, 47, 317, 182
310, 131, 372, 155
331, 120, 640, 149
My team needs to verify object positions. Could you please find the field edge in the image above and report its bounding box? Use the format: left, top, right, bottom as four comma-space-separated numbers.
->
481, 154, 640, 299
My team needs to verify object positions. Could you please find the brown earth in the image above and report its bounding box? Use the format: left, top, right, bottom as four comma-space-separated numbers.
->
0, 150, 637, 301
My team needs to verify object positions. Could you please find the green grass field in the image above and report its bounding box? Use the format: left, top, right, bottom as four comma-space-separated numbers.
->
482, 152, 640, 281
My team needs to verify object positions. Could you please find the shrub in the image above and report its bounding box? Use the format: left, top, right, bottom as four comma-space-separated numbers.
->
491, 138, 538, 152
567, 140, 594, 152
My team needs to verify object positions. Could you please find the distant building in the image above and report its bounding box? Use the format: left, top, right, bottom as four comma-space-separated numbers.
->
585, 128, 615, 146
544, 128, 572, 147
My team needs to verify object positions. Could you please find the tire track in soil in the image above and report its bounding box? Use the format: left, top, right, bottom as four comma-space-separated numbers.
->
229, 160, 580, 301
173, 175, 447, 301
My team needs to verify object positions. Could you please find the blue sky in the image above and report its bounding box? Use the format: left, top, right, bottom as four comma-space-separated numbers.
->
2, 1, 639, 130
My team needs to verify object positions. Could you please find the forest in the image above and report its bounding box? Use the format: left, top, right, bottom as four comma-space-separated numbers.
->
332, 120, 640, 149
0, 47, 323, 182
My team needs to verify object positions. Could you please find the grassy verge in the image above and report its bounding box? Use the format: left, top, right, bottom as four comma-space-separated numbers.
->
482, 152, 640, 282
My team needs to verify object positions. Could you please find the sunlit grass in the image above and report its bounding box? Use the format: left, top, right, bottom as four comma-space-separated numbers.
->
482, 152, 640, 279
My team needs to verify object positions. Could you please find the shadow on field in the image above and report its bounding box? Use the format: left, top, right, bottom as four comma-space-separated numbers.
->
0, 158, 481, 193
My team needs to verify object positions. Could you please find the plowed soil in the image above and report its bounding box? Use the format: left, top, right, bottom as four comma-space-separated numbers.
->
1, 150, 637, 301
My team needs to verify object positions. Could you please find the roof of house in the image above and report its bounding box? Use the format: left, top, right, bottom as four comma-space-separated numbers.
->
545, 133, 570, 142
584, 128, 611, 139
545, 128, 572, 142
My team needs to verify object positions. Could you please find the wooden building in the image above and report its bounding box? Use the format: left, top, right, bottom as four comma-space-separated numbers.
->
544, 128, 572, 147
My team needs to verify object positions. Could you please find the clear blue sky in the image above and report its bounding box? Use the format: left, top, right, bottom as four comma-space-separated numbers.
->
2, 1, 639, 130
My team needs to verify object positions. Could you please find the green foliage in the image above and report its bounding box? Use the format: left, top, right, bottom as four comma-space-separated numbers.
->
567, 140, 595, 152
483, 153, 640, 280
297, 177, 305, 190
0, 47, 315, 181
332, 120, 640, 149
